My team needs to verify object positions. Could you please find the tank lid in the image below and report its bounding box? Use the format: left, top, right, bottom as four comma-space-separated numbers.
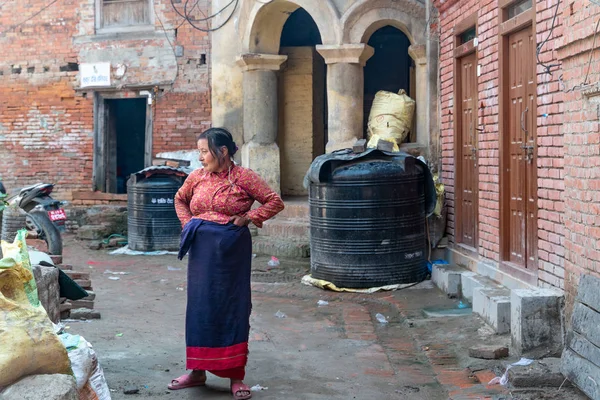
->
133, 165, 190, 178
305, 148, 437, 217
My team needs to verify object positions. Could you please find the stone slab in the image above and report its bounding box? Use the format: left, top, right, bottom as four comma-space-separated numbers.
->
577, 274, 600, 312
561, 348, 600, 399
508, 358, 570, 388
571, 302, 600, 349
1, 374, 77, 400
461, 272, 502, 302
473, 286, 511, 334
431, 264, 466, 298
76, 224, 111, 241
252, 236, 310, 258
70, 299, 94, 309
69, 308, 101, 320
32, 265, 60, 323
511, 288, 564, 358
568, 331, 600, 370
468, 345, 509, 360
261, 219, 309, 240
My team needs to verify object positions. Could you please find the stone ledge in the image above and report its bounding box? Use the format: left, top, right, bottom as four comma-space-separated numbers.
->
511, 288, 564, 358
473, 287, 512, 334
431, 264, 468, 298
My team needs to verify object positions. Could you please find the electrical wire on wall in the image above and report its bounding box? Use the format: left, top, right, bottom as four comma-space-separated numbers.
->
170, 0, 239, 32
560, 15, 600, 92
154, 5, 180, 87
537, 0, 561, 75
0, 0, 60, 35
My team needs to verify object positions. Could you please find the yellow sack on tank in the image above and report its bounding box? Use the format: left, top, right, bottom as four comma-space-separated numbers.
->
367, 89, 416, 151
0, 230, 71, 388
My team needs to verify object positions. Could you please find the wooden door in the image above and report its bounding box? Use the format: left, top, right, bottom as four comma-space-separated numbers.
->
457, 52, 478, 248
506, 26, 537, 269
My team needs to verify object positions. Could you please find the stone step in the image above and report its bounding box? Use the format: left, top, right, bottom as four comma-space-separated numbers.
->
260, 219, 309, 239
432, 264, 469, 298
512, 288, 563, 358
252, 236, 310, 259
461, 272, 505, 302
473, 286, 512, 334
280, 198, 309, 219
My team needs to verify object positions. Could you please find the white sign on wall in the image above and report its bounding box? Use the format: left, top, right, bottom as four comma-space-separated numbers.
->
80, 63, 111, 88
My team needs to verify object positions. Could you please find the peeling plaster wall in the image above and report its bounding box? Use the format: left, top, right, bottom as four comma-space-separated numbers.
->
0, 0, 211, 198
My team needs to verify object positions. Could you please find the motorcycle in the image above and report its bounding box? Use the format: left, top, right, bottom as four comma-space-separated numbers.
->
0, 182, 66, 256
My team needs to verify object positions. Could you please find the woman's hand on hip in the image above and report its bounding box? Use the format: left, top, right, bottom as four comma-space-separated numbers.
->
229, 215, 250, 227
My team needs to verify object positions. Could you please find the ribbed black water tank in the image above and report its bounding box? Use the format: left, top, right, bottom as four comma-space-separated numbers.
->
127, 167, 186, 252
309, 155, 428, 288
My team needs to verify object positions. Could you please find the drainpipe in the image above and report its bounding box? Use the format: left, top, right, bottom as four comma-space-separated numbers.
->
139, 90, 153, 105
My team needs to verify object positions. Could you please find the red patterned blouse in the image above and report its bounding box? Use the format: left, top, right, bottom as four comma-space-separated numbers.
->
174, 165, 284, 228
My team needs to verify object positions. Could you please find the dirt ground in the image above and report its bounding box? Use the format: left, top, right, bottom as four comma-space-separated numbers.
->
59, 235, 586, 400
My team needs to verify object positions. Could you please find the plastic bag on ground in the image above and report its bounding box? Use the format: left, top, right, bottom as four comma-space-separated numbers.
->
61, 334, 111, 399
367, 89, 416, 152
0, 230, 71, 388
60, 333, 94, 390
78, 356, 111, 400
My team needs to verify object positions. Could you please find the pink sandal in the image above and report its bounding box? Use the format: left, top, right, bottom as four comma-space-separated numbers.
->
167, 373, 207, 390
231, 382, 252, 399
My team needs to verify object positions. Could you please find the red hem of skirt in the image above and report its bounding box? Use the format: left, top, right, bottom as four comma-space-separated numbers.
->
186, 342, 248, 371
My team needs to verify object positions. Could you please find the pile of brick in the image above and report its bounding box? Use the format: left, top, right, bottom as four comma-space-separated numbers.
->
53, 259, 101, 320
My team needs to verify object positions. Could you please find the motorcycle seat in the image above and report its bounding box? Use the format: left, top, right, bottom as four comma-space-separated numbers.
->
19, 183, 54, 196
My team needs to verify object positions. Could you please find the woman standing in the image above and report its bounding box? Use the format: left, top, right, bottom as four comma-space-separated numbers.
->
170, 128, 284, 399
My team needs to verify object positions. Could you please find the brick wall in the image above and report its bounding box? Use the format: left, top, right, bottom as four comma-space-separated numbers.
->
436, 0, 565, 290
534, 0, 565, 291
0, 0, 211, 199
556, 1, 600, 319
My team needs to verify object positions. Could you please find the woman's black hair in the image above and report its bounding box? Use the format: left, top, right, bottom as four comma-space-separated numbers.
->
197, 127, 238, 166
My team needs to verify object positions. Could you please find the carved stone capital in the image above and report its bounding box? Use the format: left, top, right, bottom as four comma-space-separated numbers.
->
408, 44, 427, 64
236, 53, 288, 72
316, 44, 374, 66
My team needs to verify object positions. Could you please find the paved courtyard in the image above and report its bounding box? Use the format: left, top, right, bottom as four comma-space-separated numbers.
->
60, 236, 581, 400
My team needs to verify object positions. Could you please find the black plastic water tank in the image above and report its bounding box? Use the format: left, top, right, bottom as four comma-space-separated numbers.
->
127, 168, 186, 252
309, 155, 429, 288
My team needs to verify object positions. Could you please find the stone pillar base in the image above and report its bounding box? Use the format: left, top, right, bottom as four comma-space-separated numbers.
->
326, 137, 361, 153
241, 141, 281, 194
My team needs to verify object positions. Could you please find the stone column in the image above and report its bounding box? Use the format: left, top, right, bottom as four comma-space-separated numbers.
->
316, 44, 374, 153
408, 44, 428, 148
237, 53, 288, 194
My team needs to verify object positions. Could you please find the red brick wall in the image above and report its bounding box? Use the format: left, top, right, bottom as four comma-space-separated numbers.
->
436, 0, 565, 290
556, 1, 600, 318
534, 0, 565, 290
0, 0, 211, 199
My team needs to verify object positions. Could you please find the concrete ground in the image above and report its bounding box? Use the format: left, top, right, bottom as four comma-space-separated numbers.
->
59, 235, 586, 400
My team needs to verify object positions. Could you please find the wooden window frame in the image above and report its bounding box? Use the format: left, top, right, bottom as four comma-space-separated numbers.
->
498, 0, 538, 285
95, 0, 155, 34
453, 12, 479, 254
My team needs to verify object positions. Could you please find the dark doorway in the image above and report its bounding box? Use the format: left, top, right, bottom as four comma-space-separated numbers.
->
278, 8, 326, 196
364, 26, 413, 139
106, 98, 147, 194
